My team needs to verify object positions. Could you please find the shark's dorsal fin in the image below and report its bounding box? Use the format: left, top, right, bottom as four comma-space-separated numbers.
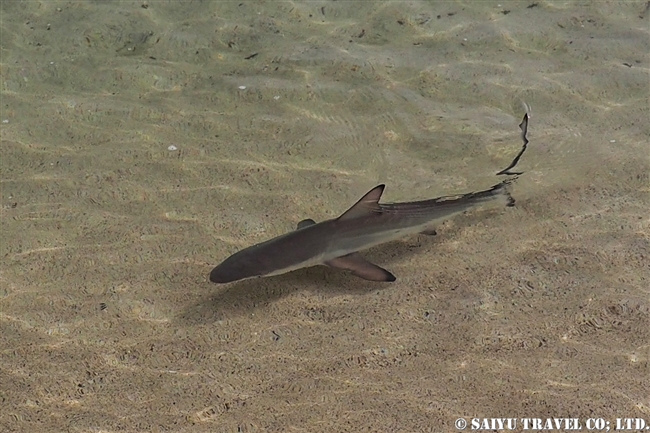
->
337, 185, 384, 220
296, 219, 316, 230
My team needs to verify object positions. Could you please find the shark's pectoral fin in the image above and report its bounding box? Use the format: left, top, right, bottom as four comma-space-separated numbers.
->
325, 253, 396, 282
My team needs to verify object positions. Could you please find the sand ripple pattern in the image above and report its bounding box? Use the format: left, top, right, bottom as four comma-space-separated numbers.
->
1, 1, 648, 432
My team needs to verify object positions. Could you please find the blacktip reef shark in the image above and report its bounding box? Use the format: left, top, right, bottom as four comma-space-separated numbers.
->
210, 178, 516, 283
210, 114, 530, 284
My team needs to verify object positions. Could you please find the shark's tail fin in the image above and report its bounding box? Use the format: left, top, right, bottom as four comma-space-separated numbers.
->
497, 113, 530, 176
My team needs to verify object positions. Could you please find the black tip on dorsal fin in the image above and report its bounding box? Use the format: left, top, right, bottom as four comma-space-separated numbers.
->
337, 185, 385, 220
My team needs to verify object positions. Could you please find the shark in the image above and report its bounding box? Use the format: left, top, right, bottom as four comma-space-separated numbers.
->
210, 114, 530, 284
209, 177, 517, 284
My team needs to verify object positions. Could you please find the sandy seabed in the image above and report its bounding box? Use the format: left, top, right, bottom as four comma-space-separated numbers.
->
1, 1, 648, 432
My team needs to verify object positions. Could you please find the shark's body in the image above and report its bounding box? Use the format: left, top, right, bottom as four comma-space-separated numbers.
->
209, 178, 516, 284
